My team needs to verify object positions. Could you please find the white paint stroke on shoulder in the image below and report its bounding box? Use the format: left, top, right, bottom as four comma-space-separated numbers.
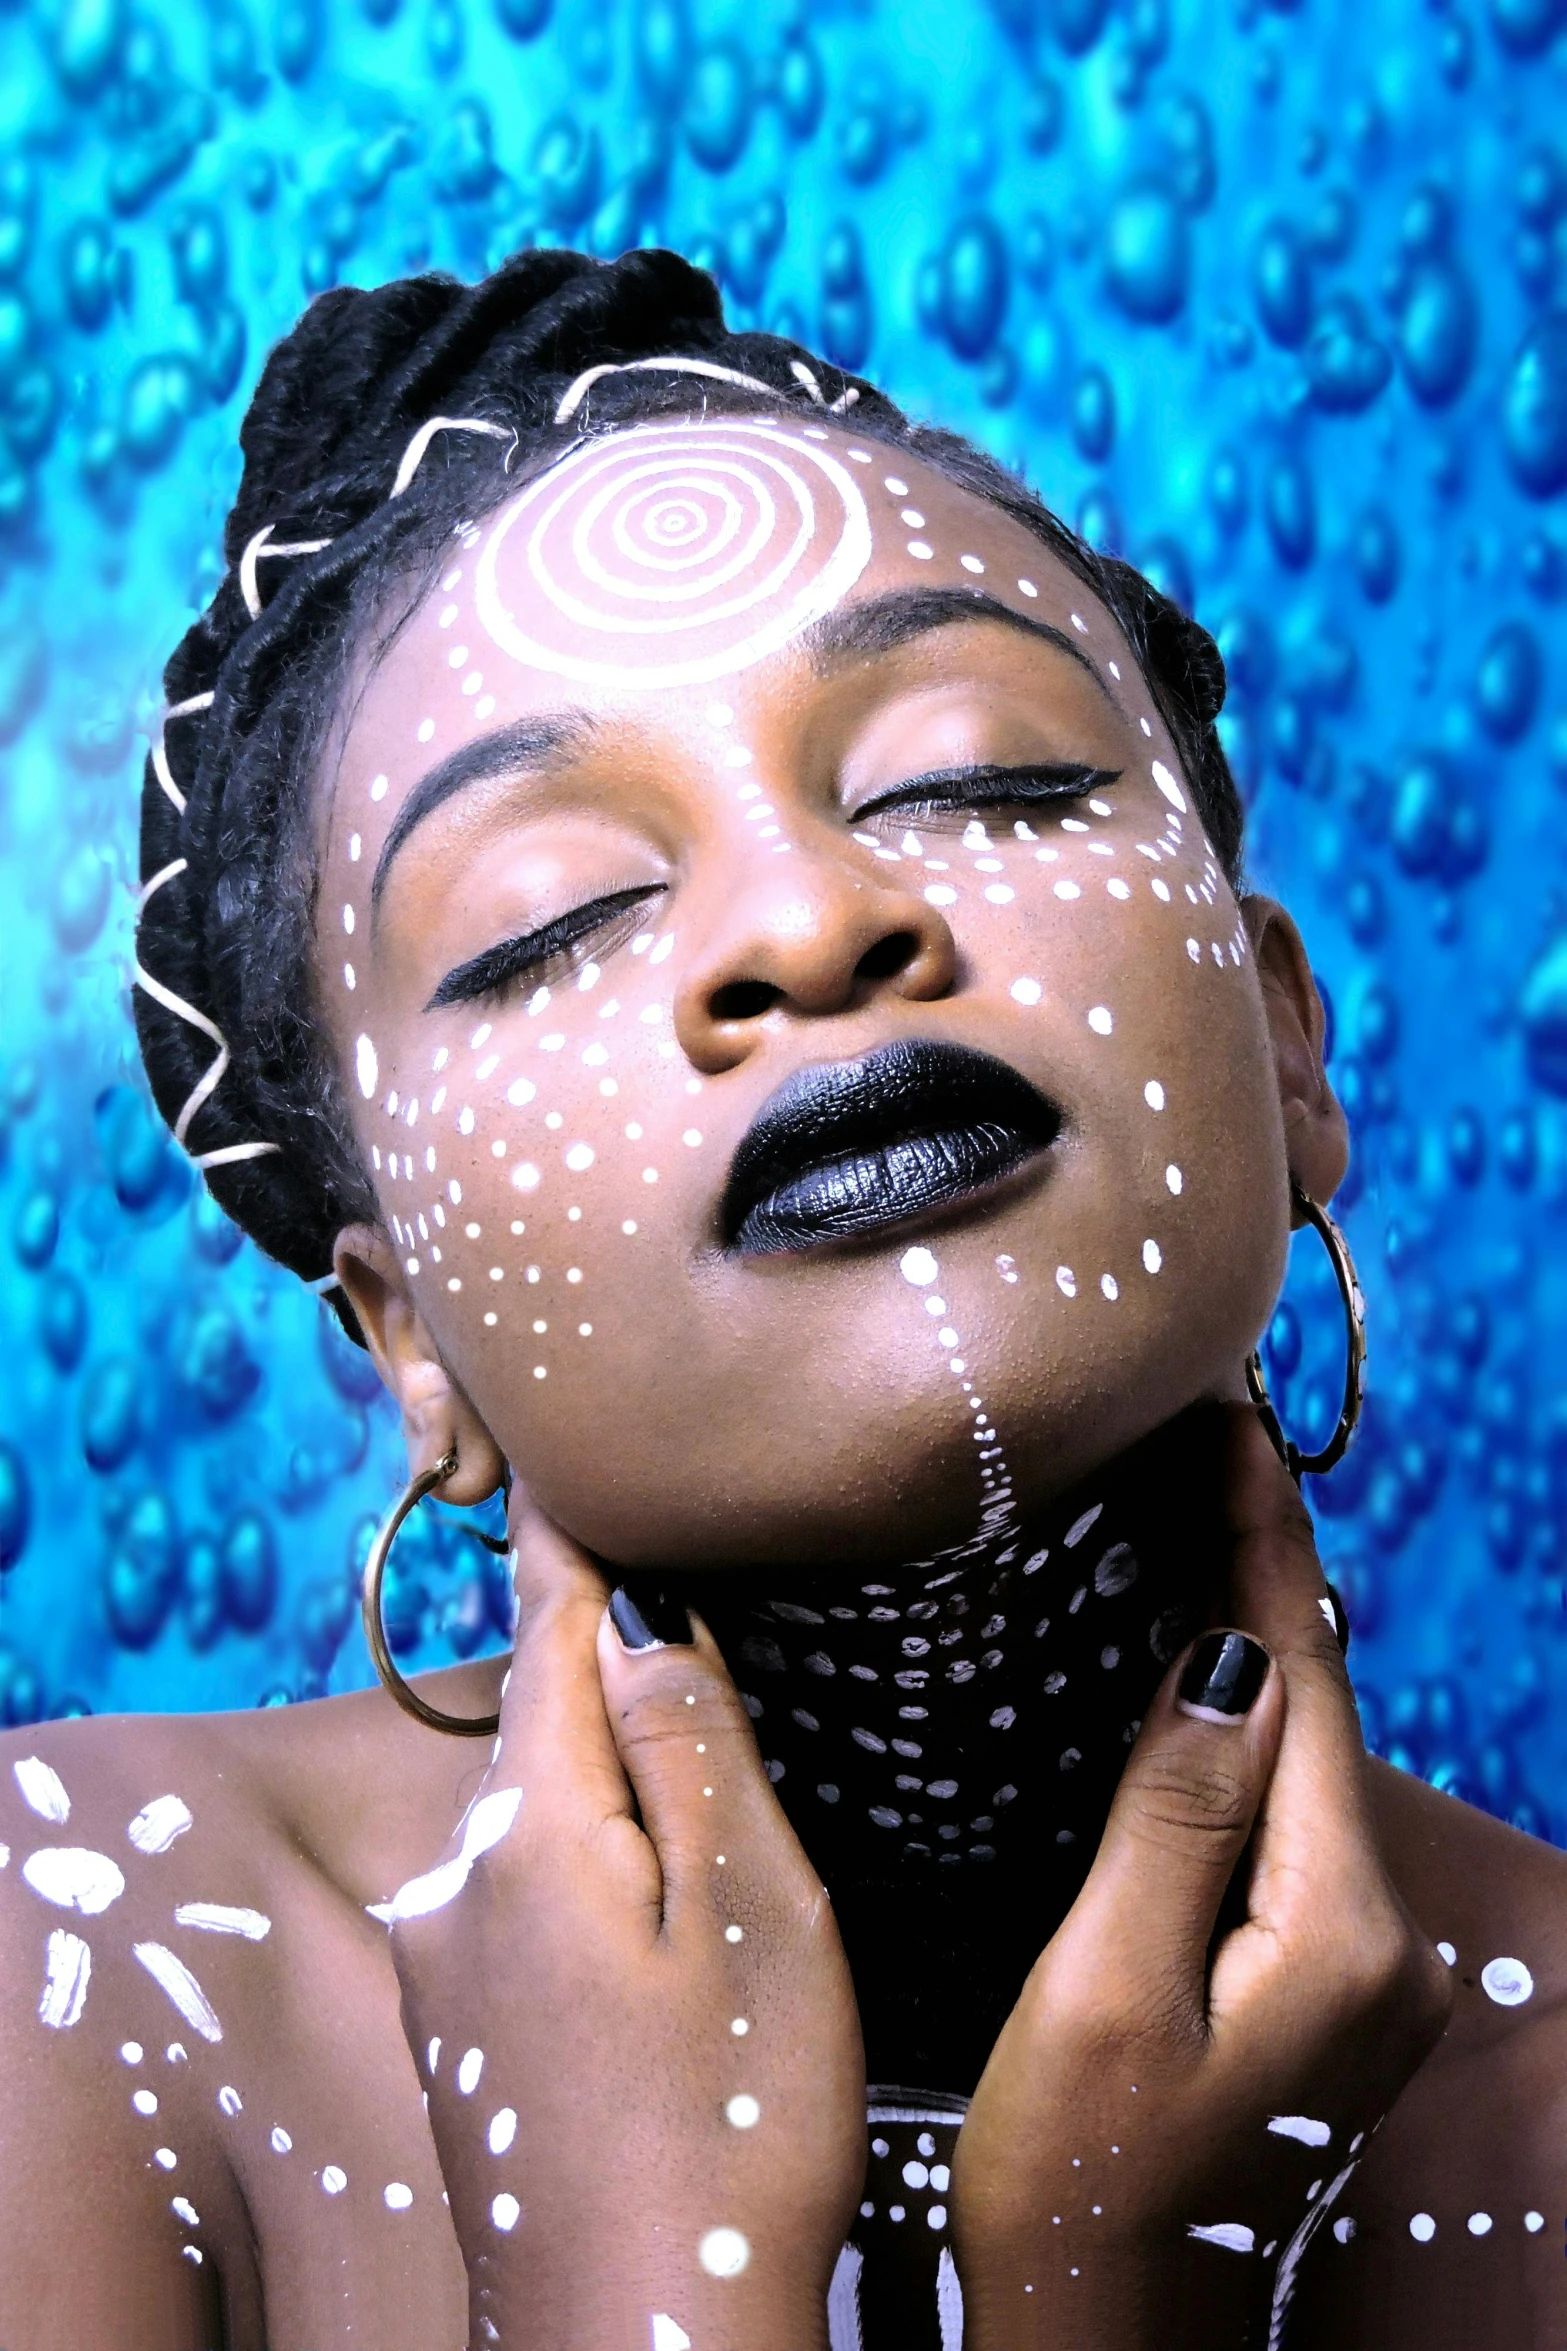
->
174, 1903, 271, 1941
129, 1796, 194, 1855
14, 1757, 69, 1824
366, 1786, 522, 1926
133, 1942, 223, 2043
39, 1928, 91, 2028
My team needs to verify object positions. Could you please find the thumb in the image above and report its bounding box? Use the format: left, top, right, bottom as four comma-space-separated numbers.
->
1052, 1629, 1284, 2022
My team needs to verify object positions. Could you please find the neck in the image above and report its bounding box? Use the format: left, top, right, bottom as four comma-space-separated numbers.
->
657, 1411, 1227, 2094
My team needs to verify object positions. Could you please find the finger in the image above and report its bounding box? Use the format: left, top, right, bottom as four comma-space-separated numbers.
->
1048, 1626, 1283, 2020
1217, 1408, 1386, 1910
595, 1584, 818, 1936
492, 1503, 629, 1837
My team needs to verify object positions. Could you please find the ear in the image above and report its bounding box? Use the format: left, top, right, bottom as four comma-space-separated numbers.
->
331, 1225, 507, 1508
1243, 896, 1350, 1213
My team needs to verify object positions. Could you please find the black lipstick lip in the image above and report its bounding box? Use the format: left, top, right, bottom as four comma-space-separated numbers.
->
720, 1038, 1062, 1258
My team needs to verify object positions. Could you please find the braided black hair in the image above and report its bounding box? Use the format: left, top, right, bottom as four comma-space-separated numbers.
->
134, 244, 1242, 1340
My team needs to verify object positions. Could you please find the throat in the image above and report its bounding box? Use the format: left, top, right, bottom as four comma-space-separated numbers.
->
664, 1416, 1222, 2094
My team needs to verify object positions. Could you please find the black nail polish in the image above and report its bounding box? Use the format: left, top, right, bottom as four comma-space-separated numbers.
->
609, 1584, 693, 1652
1178, 1631, 1269, 1718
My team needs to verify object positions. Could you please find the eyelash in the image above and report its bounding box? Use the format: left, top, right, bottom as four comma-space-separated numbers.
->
424, 763, 1116, 1009
425, 884, 667, 1011
852, 761, 1121, 824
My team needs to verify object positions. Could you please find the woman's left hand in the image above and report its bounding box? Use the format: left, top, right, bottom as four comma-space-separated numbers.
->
950, 1408, 1453, 2351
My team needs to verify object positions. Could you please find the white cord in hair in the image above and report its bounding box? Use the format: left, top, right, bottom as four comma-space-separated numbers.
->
238, 525, 334, 622
150, 693, 215, 815
304, 1269, 344, 1295
555, 353, 805, 426
134, 857, 281, 1166
389, 415, 514, 500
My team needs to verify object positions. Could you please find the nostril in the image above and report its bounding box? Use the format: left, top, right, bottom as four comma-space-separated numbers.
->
711, 978, 782, 1023
856, 930, 919, 984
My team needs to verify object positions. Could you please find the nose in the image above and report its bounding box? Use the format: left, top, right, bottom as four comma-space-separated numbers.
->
673, 846, 958, 1076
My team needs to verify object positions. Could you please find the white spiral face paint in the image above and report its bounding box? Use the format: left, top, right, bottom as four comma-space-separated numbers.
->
474, 423, 872, 690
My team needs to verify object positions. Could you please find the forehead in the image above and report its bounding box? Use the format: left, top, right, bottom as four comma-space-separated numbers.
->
359, 416, 1115, 740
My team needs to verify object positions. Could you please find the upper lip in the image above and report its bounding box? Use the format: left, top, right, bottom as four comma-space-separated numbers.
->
719, 1037, 1062, 1256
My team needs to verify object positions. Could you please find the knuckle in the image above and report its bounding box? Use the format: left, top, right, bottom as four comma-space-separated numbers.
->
1125, 1753, 1256, 1847
613, 1660, 751, 1757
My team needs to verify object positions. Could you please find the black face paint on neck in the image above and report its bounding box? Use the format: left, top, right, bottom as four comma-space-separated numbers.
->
638, 1408, 1230, 2094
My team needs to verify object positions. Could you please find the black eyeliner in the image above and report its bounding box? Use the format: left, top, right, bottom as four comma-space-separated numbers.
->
852, 761, 1121, 823
425, 883, 666, 1012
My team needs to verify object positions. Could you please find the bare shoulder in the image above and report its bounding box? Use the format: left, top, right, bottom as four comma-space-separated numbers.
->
1292, 1762, 1567, 2348
0, 1672, 494, 2348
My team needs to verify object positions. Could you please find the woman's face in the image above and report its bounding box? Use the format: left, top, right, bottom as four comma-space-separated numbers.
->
318, 415, 1336, 1570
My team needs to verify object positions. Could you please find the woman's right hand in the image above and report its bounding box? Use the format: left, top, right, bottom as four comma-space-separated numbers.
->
385, 1510, 865, 2351
952, 1407, 1455, 2351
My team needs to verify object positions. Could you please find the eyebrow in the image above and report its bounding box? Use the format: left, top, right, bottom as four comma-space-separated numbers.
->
801, 586, 1112, 697
370, 711, 597, 917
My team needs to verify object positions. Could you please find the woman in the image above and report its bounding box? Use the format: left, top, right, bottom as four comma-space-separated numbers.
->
0, 246, 1558, 2349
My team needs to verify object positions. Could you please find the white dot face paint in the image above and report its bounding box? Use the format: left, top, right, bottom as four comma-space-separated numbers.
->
356, 1035, 379, 1100
384, 2181, 414, 2211
900, 1248, 940, 1289
699, 2227, 750, 2278
488, 2106, 518, 2155
457, 2046, 485, 2095
322, 2165, 348, 2195
725, 2094, 761, 2130
474, 424, 873, 690
1409, 2212, 1436, 2243
492, 2192, 521, 2232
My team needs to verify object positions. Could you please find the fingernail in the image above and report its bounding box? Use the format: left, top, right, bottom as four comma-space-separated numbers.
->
1177, 1631, 1269, 1721
608, 1584, 693, 1652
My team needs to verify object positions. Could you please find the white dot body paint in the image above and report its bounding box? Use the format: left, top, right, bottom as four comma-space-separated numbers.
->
489, 2107, 518, 2155
457, 2047, 485, 2095
1333, 2215, 1356, 2244
1143, 1239, 1162, 1273
38, 1928, 91, 2028
13, 1756, 70, 1823
1269, 2116, 1332, 2148
133, 2088, 158, 2115
1437, 1940, 1457, 1966
652, 2318, 692, 2351
356, 1036, 379, 1099
127, 1795, 193, 1854
171, 2196, 200, 2227
1468, 2212, 1493, 2236
1010, 977, 1042, 1005
322, 2166, 348, 2195
1410, 2213, 1436, 2243
492, 2193, 521, 2232
699, 2227, 751, 2278
271, 2126, 292, 2154
120, 2041, 142, 2064
726, 2094, 761, 2129
1087, 1005, 1113, 1035
22, 1847, 125, 1915
1187, 2223, 1255, 2254
1480, 1955, 1533, 2006
384, 2182, 414, 2211
1144, 1079, 1166, 1110
217, 2085, 242, 2117
1526, 2211, 1545, 2232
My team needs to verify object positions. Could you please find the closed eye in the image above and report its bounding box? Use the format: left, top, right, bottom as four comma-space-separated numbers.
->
425, 883, 667, 1012
851, 762, 1121, 825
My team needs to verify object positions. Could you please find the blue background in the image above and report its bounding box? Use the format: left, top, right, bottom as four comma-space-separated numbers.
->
0, 0, 1563, 1832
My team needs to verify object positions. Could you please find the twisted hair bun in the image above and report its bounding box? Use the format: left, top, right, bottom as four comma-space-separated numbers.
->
135, 244, 1241, 1338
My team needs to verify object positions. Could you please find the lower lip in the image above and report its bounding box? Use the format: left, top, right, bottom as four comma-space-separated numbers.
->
731, 1122, 1050, 1257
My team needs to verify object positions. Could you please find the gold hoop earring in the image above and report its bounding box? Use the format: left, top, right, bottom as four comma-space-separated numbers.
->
362, 1449, 506, 1737
1246, 1180, 1367, 1482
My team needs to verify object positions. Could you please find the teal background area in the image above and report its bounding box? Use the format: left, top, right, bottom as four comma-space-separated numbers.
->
0, 0, 1564, 1830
